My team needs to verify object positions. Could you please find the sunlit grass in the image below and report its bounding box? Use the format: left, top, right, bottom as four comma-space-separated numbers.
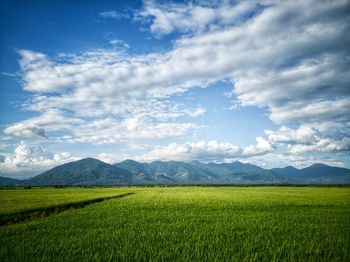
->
0, 187, 349, 261
0, 187, 128, 214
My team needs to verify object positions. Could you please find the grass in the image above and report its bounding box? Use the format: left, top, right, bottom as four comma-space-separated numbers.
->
0, 187, 129, 214
0, 187, 349, 261
0, 192, 133, 226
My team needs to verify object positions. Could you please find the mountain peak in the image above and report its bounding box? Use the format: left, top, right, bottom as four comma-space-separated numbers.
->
77, 157, 104, 163
284, 166, 298, 170
73, 157, 114, 167
308, 163, 329, 168
25, 157, 131, 186
119, 159, 140, 164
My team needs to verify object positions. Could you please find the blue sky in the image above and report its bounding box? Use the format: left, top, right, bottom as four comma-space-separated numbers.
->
0, 0, 349, 177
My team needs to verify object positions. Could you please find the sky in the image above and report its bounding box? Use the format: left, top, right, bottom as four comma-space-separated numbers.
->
0, 0, 349, 178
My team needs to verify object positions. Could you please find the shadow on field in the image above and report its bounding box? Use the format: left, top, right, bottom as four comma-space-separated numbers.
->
0, 192, 134, 227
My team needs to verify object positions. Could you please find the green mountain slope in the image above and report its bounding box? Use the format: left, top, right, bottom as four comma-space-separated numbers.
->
0, 176, 22, 186
272, 164, 350, 184
8, 158, 349, 186
26, 158, 133, 186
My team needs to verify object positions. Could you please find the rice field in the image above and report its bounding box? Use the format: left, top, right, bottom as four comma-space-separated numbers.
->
0, 187, 349, 261
0, 187, 129, 214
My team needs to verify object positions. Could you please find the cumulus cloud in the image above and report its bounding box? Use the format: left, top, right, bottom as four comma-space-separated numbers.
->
11, 49, 209, 143
69, 118, 197, 144
265, 125, 350, 154
134, 138, 273, 162
4, 124, 47, 138
4, 109, 83, 139
17, 0, 349, 117
265, 126, 318, 145
288, 137, 350, 154
242, 137, 274, 157
5, 109, 198, 144
269, 97, 350, 126
135, 0, 259, 36
0, 142, 77, 175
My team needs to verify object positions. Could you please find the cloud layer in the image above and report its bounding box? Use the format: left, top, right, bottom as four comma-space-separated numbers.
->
0, 142, 77, 176
2, 0, 350, 172
132, 137, 273, 162
135, 1, 259, 36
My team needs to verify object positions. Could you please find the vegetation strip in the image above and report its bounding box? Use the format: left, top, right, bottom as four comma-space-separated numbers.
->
0, 192, 134, 226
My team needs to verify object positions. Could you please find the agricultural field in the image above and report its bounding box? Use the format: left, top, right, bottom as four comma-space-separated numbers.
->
0, 187, 129, 214
0, 187, 349, 261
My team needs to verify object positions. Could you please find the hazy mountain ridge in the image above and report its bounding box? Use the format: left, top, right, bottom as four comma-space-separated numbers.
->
1, 158, 349, 186
0, 176, 22, 186
271, 163, 350, 184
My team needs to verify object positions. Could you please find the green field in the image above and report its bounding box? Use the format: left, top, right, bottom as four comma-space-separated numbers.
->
0, 187, 349, 261
0, 188, 129, 214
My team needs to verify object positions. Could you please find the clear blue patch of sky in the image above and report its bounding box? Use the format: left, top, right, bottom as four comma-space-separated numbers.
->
175, 81, 277, 146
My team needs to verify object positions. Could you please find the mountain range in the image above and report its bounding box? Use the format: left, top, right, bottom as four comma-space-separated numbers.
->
1, 158, 349, 186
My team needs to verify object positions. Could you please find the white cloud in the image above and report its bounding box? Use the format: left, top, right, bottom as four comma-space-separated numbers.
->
5, 108, 199, 144
98, 10, 129, 20
242, 137, 274, 157
265, 126, 318, 145
19, 50, 75, 93
4, 124, 47, 138
0, 142, 77, 175
135, 1, 259, 36
109, 39, 130, 48
12, 49, 211, 142
69, 118, 197, 144
188, 107, 206, 118
4, 109, 84, 139
248, 153, 349, 169
134, 138, 273, 162
18, 0, 349, 126
269, 97, 350, 126
288, 137, 350, 154
265, 125, 350, 154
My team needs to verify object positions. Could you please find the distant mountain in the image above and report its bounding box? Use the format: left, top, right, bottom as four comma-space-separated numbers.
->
5, 158, 350, 186
25, 158, 133, 186
146, 160, 218, 184
272, 163, 350, 184
271, 166, 299, 176
191, 161, 286, 184
0, 176, 22, 186
211, 161, 264, 171
115, 159, 217, 184
116, 159, 147, 175
114, 160, 154, 184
